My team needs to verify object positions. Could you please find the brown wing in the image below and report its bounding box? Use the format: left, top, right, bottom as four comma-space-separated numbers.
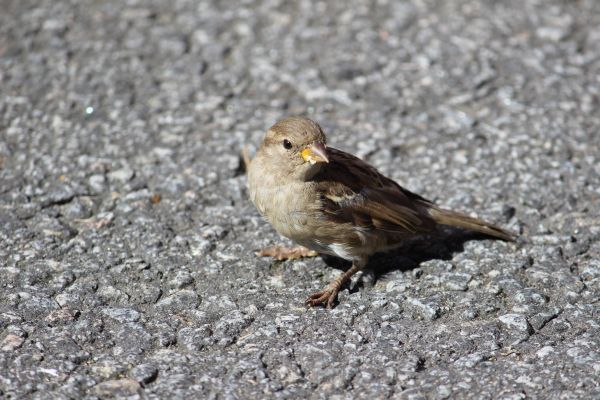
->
313, 147, 437, 235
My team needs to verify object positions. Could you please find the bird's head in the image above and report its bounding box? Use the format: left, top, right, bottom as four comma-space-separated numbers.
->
258, 116, 329, 181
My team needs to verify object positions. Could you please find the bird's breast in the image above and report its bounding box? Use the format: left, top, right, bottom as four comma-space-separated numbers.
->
250, 181, 319, 240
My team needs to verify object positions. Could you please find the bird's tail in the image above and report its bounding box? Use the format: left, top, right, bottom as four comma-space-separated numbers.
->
429, 207, 515, 241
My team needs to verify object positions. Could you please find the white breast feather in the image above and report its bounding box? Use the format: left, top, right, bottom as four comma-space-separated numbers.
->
328, 243, 353, 261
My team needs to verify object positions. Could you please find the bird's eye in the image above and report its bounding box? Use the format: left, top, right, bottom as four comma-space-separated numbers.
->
283, 139, 292, 149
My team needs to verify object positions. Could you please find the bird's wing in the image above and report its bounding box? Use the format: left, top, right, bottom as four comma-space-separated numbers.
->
314, 147, 437, 234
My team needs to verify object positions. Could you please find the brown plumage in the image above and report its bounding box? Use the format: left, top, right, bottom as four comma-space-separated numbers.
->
248, 116, 515, 308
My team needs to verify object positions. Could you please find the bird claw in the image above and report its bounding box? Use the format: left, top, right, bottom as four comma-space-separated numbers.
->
306, 287, 340, 309
256, 245, 318, 261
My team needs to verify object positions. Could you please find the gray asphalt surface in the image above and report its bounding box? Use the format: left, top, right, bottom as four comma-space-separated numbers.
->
1, 0, 600, 399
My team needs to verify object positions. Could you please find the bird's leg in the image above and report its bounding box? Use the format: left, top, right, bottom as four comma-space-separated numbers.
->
256, 245, 318, 261
306, 258, 367, 309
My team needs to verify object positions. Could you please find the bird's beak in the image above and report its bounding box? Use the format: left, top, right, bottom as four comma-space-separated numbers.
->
301, 142, 329, 164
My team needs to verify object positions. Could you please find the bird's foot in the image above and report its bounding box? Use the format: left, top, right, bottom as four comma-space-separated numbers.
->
255, 245, 318, 261
306, 285, 340, 309
305, 262, 365, 309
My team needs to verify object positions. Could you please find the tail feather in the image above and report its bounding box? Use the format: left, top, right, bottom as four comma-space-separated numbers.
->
429, 207, 515, 242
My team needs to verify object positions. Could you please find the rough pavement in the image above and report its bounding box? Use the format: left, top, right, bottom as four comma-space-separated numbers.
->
1, 0, 599, 398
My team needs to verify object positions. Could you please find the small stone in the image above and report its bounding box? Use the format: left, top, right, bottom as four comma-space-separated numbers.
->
97, 286, 130, 304
529, 308, 560, 331
405, 297, 441, 321
537, 26, 568, 41
419, 259, 453, 270
156, 331, 177, 348
177, 325, 212, 351
454, 352, 486, 368
33, 216, 78, 240
498, 314, 532, 334
40, 184, 75, 207
580, 261, 600, 281
92, 378, 140, 397
1, 334, 25, 351
155, 290, 200, 312
18, 293, 61, 318
55, 293, 79, 308
45, 308, 80, 326
243, 304, 259, 318
112, 323, 153, 355
108, 167, 135, 183
512, 289, 548, 305
129, 284, 162, 305
462, 309, 478, 320
486, 284, 502, 295
440, 272, 472, 291
129, 364, 158, 385
536, 346, 555, 358
371, 299, 388, 309
88, 174, 107, 194
0, 312, 23, 327
62, 197, 93, 219
276, 365, 303, 385
396, 388, 427, 400
122, 189, 152, 202
101, 307, 141, 323
547, 318, 572, 333
214, 310, 254, 339
437, 385, 452, 399
168, 271, 194, 289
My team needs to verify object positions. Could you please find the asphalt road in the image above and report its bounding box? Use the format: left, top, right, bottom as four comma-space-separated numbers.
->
1, 0, 599, 398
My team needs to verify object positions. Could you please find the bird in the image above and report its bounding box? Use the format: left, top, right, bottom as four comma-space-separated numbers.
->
247, 116, 514, 308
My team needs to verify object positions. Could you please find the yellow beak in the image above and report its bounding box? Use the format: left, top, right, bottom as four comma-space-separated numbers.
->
301, 142, 329, 164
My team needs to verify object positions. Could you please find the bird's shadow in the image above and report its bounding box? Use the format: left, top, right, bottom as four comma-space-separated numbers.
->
320, 228, 497, 287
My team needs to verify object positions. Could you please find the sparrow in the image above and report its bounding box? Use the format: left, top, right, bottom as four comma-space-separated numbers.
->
247, 116, 514, 308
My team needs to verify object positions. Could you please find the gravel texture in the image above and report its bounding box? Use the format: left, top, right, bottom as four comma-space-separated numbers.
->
1, 0, 600, 399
